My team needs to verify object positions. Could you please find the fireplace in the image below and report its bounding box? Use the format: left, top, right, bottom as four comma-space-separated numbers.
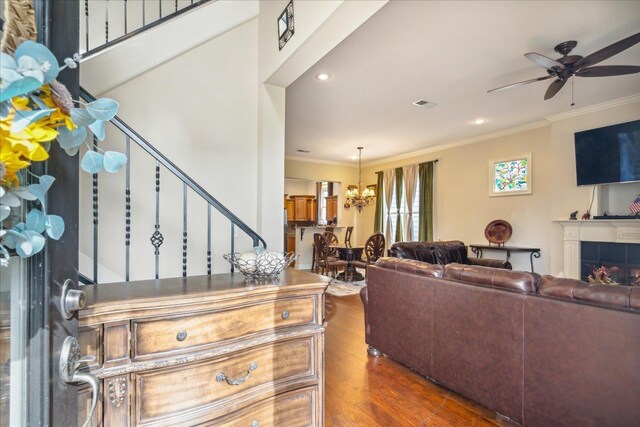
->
556, 219, 640, 282
581, 241, 640, 286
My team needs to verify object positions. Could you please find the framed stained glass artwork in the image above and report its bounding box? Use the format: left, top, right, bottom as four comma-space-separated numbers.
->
489, 154, 532, 196
278, 1, 295, 51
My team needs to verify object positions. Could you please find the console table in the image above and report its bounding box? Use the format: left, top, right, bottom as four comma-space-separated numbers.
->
469, 244, 541, 272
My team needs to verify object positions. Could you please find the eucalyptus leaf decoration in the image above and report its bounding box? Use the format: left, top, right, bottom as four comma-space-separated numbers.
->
0, 41, 127, 266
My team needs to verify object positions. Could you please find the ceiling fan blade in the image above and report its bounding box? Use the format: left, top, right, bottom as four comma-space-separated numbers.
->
575, 32, 640, 69
544, 78, 567, 100
524, 53, 565, 71
487, 75, 553, 93
576, 65, 640, 77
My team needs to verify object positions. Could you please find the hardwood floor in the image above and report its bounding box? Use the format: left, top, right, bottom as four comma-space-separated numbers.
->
324, 293, 520, 427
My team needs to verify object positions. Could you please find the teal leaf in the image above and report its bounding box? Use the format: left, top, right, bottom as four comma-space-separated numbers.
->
85, 98, 119, 121
0, 52, 19, 83
103, 151, 127, 173
11, 107, 54, 133
0, 205, 10, 221
64, 146, 80, 156
15, 41, 59, 83
88, 119, 105, 140
57, 126, 87, 149
16, 56, 44, 83
71, 108, 96, 127
14, 222, 26, 232
14, 186, 37, 201
17, 230, 45, 257
39, 175, 55, 192
0, 191, 21, 207
26, 209, 46, 233
81, 151, 104, 174
45, 215, 65, 240
2, 229, 25, 249
0, 76, 43, 102
27, 183, 46, 204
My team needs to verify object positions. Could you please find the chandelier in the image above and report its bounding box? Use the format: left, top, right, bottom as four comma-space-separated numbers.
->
345, 147, 375, 213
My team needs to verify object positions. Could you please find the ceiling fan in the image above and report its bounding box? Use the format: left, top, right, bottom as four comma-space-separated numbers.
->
488, 31, 640, 100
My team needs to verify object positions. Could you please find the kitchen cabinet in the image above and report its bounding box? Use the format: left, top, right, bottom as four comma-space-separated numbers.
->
285, 199, 294, 222
288, 195, 317, 222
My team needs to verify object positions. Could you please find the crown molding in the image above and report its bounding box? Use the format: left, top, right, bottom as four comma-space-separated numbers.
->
285, 156, 358, 168
363, 121, 549, 168
545, 94, 640, 122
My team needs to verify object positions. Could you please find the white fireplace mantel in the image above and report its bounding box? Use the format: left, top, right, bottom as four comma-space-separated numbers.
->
555, 219, 640, 279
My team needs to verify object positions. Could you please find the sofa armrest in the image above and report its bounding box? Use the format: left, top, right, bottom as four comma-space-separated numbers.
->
468, 257, 512, 269
360, 286, 369, 342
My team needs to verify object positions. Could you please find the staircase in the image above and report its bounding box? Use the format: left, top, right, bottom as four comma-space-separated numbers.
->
76, 0, 266, 283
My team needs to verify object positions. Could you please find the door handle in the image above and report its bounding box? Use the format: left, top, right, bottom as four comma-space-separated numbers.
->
59, 336, 99, 427
61, 279, 86, 319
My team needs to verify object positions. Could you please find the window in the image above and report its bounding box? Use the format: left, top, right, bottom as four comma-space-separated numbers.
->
319, 182, 329, 223
384, 171, 420, 243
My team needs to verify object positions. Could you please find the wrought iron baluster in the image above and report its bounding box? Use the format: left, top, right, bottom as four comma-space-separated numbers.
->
175, 0, 178, 13
105, 0, 109, 43
207, 204, 211, 275
125, 136, 131, 281
142, 0, 146, 26
85, 0, 89, 52
230, 223, 235, 273
182, 183, 188, 277
150, 162, 164, 279
124, 0, 128, 34
159, 0, 162, 19
92, 136, 99, 283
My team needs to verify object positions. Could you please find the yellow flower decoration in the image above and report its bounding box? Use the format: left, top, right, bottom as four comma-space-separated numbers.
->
0, 142, 31, 187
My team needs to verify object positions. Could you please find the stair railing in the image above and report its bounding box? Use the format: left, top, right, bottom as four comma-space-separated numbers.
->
80, 87, 266, 283
81, 0, 212, 59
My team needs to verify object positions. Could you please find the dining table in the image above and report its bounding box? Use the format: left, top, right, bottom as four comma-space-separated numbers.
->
329, 244, 365, 282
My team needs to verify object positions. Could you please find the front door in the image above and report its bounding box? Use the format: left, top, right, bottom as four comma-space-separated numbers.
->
1, 1, 86, 425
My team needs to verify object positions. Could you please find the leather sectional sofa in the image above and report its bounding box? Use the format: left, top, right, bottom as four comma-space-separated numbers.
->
360, 257, 640, 426
389, 240, 512, 269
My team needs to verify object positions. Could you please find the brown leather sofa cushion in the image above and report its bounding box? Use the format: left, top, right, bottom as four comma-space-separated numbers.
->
444, 263, 539, 293
374, 257, 444, 278
538, 276, 635, 311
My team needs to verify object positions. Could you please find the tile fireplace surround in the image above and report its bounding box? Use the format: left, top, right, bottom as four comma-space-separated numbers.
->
556, 220, 640, 280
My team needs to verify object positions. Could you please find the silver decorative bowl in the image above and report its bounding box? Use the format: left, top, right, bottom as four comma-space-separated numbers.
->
223, 251, 298, 281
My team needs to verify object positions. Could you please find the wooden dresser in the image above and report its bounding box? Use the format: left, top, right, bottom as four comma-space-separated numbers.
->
78, 270, 329, 426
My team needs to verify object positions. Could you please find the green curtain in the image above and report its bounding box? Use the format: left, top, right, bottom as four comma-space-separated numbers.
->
373, 171, 384, 233
394, 167, 403, 242
418, 161, 434, 241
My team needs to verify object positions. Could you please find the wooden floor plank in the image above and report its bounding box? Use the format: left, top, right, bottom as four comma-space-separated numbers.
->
325, 293, 521, 427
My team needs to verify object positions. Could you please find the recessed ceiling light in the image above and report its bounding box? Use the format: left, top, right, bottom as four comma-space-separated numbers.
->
297, 149, 311, 153
472, 118, 486, 125
316, 73, 330, 81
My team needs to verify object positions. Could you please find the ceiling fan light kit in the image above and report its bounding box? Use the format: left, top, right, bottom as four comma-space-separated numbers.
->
488, 31, 640, 102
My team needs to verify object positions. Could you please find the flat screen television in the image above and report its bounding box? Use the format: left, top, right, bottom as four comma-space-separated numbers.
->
574, 119, 640, 186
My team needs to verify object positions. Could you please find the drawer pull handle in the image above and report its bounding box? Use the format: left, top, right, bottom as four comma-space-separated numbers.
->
176, 330, 188, 341
281, 310, 289, 319
216, 362, 258, 385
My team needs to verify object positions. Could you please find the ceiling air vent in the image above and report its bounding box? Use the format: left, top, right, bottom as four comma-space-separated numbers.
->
412, 99, 437, 108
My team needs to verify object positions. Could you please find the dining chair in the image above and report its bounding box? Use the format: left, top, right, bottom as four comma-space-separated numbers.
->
344, 226, 353, 247
353, 232, 386, 278
314, 233, 347, 278
323, 231, 339, 257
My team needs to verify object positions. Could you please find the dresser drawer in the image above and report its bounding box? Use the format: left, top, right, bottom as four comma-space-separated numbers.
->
135, 336, 317, 425
207, 387, 317, 426
133, 297, 316, 359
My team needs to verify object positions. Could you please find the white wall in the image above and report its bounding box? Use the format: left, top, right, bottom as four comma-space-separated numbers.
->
285, 178, 317, 196
80, 18, 260, 281
356, 99, 640, 275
